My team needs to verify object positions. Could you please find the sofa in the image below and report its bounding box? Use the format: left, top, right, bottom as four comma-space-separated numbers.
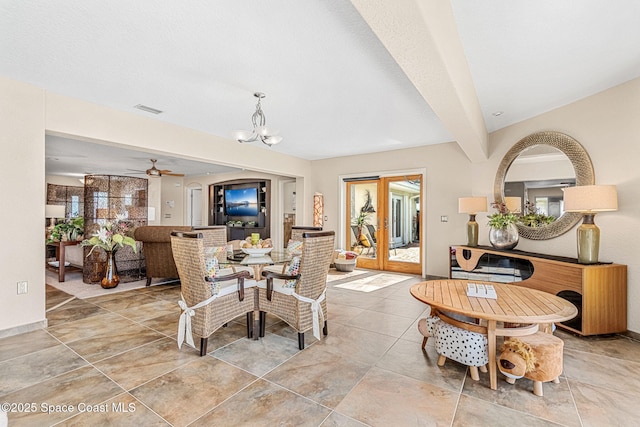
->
134, 225, 227, 286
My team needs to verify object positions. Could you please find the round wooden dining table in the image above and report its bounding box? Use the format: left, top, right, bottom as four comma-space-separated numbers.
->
410, 279, 578, 390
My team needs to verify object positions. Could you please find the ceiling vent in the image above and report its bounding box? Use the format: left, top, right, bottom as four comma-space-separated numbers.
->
134, 104, 163, 114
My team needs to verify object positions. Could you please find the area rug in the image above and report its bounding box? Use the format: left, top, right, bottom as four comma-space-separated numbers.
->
46, 270, 178, 299
334, 273, 412, 292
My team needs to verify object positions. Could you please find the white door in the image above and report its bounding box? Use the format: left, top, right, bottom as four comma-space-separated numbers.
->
390, 194, 404, 249
188, 187, 203, 226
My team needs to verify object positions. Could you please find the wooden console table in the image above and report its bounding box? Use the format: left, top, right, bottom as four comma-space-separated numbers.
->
449, 245, 627, 336
46, 240, 81, 282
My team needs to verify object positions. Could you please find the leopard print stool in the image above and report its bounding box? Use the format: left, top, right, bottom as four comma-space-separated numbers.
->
434, 319, 488, 381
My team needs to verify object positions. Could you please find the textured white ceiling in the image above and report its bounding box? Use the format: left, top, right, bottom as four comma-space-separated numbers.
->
2, 0, 640, 176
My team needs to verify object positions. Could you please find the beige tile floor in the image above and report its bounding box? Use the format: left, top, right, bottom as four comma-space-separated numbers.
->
1, 270, 640, 426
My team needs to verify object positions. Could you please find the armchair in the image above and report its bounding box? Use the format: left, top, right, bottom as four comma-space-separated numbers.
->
258, 230, 334, 350
171, 231, 257, 356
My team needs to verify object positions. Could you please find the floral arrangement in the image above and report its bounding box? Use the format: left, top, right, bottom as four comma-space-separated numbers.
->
487, 202, 519, 229
81, 215, 137, 255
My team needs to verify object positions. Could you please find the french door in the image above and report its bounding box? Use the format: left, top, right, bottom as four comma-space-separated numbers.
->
346, 175, 422, 274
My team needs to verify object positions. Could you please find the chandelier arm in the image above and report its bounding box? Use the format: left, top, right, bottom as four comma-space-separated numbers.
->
233, 92, 281, 146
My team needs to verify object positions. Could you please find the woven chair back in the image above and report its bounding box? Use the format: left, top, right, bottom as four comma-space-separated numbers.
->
291, 226, 323, 242
170, 232, 211, 307
192, 226, 227, 247
297, 231, 334, 299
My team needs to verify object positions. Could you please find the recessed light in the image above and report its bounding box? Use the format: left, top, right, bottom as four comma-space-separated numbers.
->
134, 104, 163, 115
492, 111, 504, 117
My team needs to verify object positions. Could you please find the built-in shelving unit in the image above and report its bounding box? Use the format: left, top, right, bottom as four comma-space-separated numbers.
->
209, 179, 270, 241
449, 245, 627, 336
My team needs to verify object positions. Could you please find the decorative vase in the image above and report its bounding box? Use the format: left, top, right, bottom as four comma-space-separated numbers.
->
101, 250, 120, 289
489, 223, 519, 250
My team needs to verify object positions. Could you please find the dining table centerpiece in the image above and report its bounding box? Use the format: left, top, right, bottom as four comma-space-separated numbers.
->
81, 215, 137, 289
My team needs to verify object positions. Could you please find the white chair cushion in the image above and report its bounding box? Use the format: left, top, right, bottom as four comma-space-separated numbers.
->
229, 265, 255, 277
262, 264, 285, 274
213, 267, 257, 296
434, 320, 488, 367
256, 279, 295, 296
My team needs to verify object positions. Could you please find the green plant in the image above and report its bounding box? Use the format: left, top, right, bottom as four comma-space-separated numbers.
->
47, 217, 84, 243
487, 202, 519, 229
519, 201, 555, 227
352, 210, 369, 227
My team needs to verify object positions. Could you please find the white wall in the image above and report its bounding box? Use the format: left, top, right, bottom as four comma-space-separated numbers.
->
0, 78, 46, 336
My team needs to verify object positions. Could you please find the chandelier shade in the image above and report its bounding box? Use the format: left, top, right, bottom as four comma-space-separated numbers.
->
232, 92, 283, 146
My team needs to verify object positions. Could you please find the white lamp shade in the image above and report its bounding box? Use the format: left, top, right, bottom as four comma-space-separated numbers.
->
458, 197, 488, 214
45, 204, 66, 218
264, 135, 283, 145
232, 130, 252, 141
505, 197, 522, 213
564, 185, 618, 212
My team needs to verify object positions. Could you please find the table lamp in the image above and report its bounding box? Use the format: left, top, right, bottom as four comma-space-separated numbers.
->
563, 185, 617, 264
505, 197, 522, 214
458, 197, 487, 247
45, 204, 66, 227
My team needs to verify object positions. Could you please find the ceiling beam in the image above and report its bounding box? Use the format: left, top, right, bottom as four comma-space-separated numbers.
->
350, 0, 488, 162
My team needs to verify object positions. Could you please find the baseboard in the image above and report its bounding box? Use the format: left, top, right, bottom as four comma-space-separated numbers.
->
0, 319, 48, 339
621, 330, 640, 342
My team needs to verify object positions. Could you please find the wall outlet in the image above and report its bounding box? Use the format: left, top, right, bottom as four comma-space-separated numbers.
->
17, 281, 28, 294
440, 215, 448, 222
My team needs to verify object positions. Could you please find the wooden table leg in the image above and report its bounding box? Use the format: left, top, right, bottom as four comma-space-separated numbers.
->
58, 245, 66, 282
487, 319, 497, 390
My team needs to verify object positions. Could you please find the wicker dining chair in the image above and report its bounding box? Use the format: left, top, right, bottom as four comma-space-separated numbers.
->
171, 231, 258, 356
263, 225, 323, 275
290, 226, 323, 241
258, 230, 335, 350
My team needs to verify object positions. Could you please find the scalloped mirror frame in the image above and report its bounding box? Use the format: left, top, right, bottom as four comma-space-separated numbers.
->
494, 131, 595, 240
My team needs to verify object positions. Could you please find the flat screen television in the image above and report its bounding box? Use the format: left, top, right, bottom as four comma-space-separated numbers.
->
224, 187, 259, 216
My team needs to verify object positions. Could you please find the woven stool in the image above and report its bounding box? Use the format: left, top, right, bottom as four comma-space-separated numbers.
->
434, 319, 488, 381
498, 332, 564, 396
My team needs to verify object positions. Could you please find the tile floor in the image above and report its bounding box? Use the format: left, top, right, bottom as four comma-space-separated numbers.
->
1, 270, 640, 426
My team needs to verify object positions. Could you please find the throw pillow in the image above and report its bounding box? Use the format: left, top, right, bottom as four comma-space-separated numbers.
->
205, 245, 228, 264
204, 246, 228, 296
283, 256, 301, 288
204, 256, 221, 296
286, 240, 304, 255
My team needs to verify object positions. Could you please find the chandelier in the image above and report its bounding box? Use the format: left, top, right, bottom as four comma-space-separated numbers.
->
232, 92, 283, 146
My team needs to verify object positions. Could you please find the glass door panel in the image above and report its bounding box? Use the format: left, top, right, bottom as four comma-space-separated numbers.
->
346, 180, 379, 270
346, 175, 422, 274
382, 175, 421, 274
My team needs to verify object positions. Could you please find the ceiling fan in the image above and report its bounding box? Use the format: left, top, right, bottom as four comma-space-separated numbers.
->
132, 159, 185, 177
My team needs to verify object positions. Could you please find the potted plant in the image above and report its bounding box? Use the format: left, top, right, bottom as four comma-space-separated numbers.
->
351, 210, 371, 252
47, 217, 84, 243
519, 201, 555, 227
487, 202, 519, 250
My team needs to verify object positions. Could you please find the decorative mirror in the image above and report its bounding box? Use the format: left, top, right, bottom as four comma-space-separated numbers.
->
494, 131, 594, 240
